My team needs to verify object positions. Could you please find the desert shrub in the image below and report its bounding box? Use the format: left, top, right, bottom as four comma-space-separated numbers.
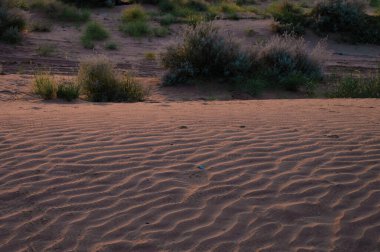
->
309, 0, 380, 44
329, 74, 380, 98
30, 20, 52, 32
36, 43, 56, 56
0, 7, 26, 43
78, 57, 146, 102
1, 27, 23, 44
33, 73, 57, 99
105, 42, 118, 50
81, 21, 109, 48
83, 21, 109, 40
121, 5, 148, 22
144, 52, 156, 60
268, 1, 307, 35
161, 23, 253, 85
234, 77, 268, 96
30, 0, 90, 23
57, 81, 80, 101
120, 20, 150, 37
159, 13, 177, 25
254, 35, 327, 91
152, 26, 169, 37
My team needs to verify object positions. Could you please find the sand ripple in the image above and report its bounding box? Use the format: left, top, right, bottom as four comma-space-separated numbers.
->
0, 100, 379, 252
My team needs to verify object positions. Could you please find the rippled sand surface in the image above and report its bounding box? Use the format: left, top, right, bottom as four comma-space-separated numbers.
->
1, 100, 379, 252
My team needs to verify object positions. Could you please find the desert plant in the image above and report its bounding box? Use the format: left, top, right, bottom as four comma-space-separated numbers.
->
0, 6, 26, 43
36, 43, 56, 56
30, 20, 52, 32
268, 1, 307, 35
329, 73, 380, 98
144, 52, 156, 60
78, 57, 146, 102
30, 0, 90, 23
121, 5, 148, 22
254, 35, 327, 91
159, 13, 177, 26
57, 80, 81, 101
33, 73, 57, 99
120, 20, 150, 37
83, 21, 109, 40
161, 23, 253, 85
105, 42, 118, 50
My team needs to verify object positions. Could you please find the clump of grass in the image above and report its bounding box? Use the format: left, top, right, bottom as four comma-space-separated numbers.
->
268, 1, 307, 36
81, 21, 109, 48
57, 80, 80, 101
254, 35, 327, 91
78, 57, 146, 102
105, 41, 118, 50
121, 5, 148, 22
0, 6, 26, 44
144, 52, 156, 60
30, 20, 52, 32
159, 13, 177, 26
33, 73, 57, 100
36, 43, 56, 56
120, 20, 150, 37
328, 73, 380, 98
161, 23, 252, 86
30, 0, 90, 23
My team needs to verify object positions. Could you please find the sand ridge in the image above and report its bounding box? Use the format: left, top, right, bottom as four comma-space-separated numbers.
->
0, 99, 380, 252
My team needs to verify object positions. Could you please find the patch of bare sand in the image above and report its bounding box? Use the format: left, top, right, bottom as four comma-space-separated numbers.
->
0, 99, 380, 252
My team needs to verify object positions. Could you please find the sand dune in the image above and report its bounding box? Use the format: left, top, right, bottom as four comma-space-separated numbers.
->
0, 99, 379, 252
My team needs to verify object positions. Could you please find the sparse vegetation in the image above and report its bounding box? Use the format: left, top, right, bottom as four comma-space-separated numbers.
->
162, 22, 327, 96
81, 21, 109, 49
0, 6, 26, 44
30, 20, 52, 32
78, 57, 146, 102
268, 1, 307, 35
33, 73, 57, 100
29, 0, 90, 23
329, 73, 380, 98
105, 42, 118, 50
36, 43, 56, 56
144, 52, 156, 60
57, 80, 81, 101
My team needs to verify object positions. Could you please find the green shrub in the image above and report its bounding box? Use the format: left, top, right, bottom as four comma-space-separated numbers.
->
152, 26, 169, 37
254, 35, 327, 91
1, 27, 23, 44
57, 81, 80, 101
83, 21, 109, 40
234, 77, 267, 96
78, 57, 146, 102
81, 36, 95, 49
105, 42, 118, 50
120, 20, 150, 37
30, 0, 90, 23
309, 0, 380, 44
329, 74, 380, 98
33, 73, 57, 99
161, 23, 253, 86
0, 7, 26, 43
159, 13, 177, 26
268, 1, 307, 35
36, 43, 56, 56
30, 20, 52, 32
121, 5, 148, 22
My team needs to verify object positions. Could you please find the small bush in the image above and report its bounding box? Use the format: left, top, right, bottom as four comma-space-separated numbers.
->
1, 27, 23, 44
81, 36, 95, 49
121, 5, 148, 22
254, 35, 327, 91
83, 21, 109, 40
30, 0, 90, 23
120, 20, 150, 37
36, 43, 56, 56
152, 26, 169, 37
144, 52, 156, 60
33, 73, 57, 100
0, 7, 26, 43
329, 74, 380, 98
57, 80, 80, 101
159, 13, 177, 26
105, 42, 118, 50
161, 23, 252, 86
78, 57, 146, 102
269, 1, 307, 35
30, 20, 52, 32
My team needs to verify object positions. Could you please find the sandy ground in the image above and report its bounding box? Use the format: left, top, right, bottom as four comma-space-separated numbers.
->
0, 99, 379, 252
